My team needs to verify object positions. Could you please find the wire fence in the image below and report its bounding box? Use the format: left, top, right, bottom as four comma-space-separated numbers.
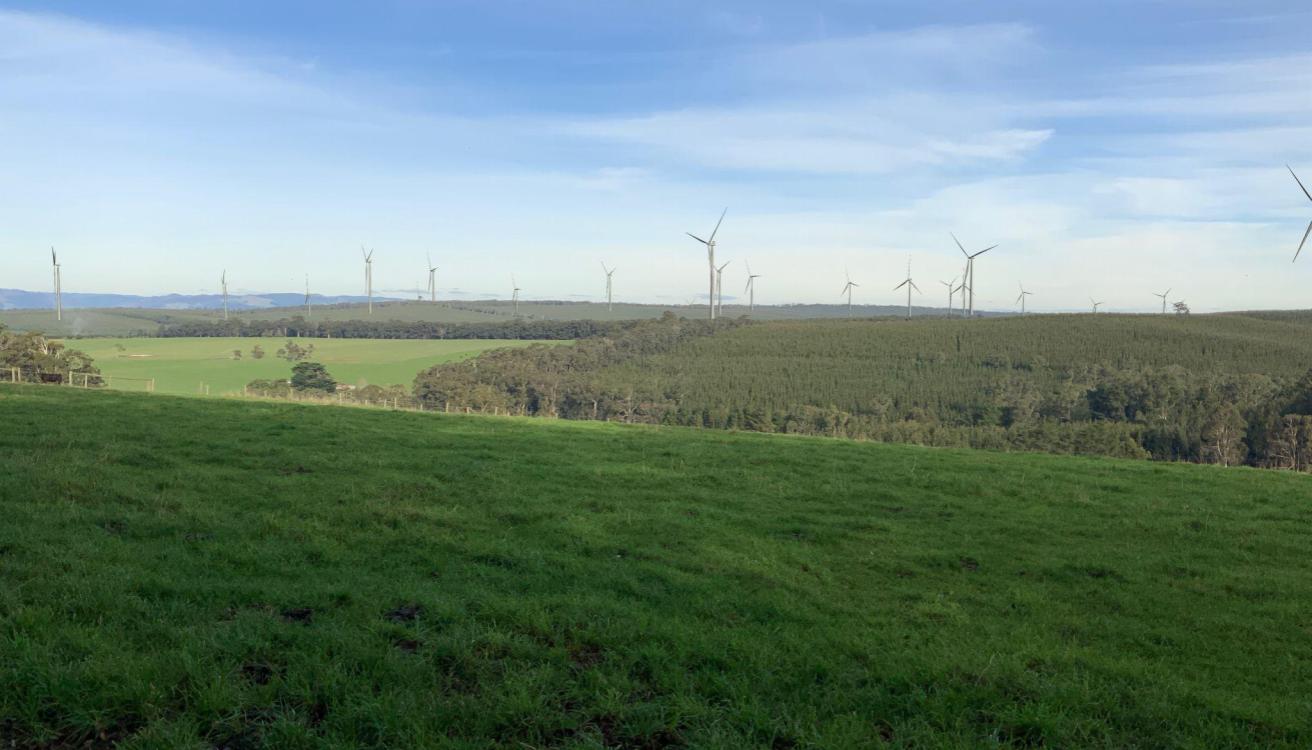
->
3, 367, 154, 392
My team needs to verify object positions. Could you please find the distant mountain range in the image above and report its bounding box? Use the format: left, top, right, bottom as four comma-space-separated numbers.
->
0, 289, 398, 311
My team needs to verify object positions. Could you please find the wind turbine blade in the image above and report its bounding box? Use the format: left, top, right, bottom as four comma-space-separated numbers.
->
686, 232, 708, 245
893, 280, 909, 291
950, 233, 968, 257
911, 281, 921, 293
1289, 165, 1312, 204
1295, 218, 1312, 262
972, 244, 998, 258
708, 207, 727, 243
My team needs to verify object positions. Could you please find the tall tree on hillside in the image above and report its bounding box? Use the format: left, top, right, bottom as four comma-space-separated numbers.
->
291, 362, 337, 393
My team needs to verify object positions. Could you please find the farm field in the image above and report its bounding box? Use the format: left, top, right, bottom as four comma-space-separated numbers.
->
1, 384, 1310, 747
76, 337, 548, 396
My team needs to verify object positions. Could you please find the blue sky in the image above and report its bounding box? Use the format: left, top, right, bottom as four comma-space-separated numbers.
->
2, 1, 1311, 311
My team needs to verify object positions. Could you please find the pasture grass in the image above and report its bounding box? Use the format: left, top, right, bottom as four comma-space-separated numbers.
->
1, 385, 1310, 748
74, 337, 550, 396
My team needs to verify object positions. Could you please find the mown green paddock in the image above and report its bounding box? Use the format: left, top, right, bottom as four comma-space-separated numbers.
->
71, 337, 554, 396
1, 385, 1309, 747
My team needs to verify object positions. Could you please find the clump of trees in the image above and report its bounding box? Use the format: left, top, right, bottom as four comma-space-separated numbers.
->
0, 324, 101, 384
250, 345, 265, 360
277, 340, 315, 362
290, 362, 336, 393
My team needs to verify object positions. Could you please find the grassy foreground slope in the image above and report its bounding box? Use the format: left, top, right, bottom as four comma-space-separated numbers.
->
1, 386, 1310, 748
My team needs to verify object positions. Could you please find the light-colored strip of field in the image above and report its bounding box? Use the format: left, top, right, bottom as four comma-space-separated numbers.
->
74, 337, 562, 396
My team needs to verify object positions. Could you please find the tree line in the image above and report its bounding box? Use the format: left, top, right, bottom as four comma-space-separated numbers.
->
155, 317, 632, 340
409, 314, 1312, 471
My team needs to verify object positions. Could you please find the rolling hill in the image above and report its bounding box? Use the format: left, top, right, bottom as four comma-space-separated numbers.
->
1, 384, 1308, 747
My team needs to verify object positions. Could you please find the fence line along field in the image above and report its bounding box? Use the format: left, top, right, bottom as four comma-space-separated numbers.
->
78, 337, 551, 396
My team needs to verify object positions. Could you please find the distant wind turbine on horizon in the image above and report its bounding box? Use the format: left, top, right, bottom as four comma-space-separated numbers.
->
1090, 297, 1104, 314
939, 277, 956, 318
601, 262, 616, 311
220, 270, 229, 321
511, 275, 521, 317
714, 260, 731, 317
361, 247, 375, 315
952, 233, 997, 319
427, 254, 438, 304
687, 208, 727, 321
841, 269, 859, 319
892, 260, 921, 320
743, 261, 761, 314
1152, 288, 1172, 314
50, 248, 62, 322
304, 274, 312, 318
1015, 283, 1033, 315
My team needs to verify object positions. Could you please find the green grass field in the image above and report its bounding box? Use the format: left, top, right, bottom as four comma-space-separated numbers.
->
75, 337, 545, 396
1, 384, 1309, 748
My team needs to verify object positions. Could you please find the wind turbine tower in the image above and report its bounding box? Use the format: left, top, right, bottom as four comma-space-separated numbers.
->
1152, 288, 1171, 314
220, 270, 229, 321
939, 278, 956, 317
1015, 283, 1033, 315
841, 270, 859, 319
743, 261, 761, 314
686, 208, 727, 321
304, 275, 312, 318
427, 254, 438, 304
952, 233, 997, 318
1288, 165, 1312, 261
512, 275, 521, 317
1090, 298, 1104, 314
361, 247, 375, 315
50, 248, 62, 322
892, 260, 921, 320
601, 262, 616, 311
715, 260, 731, 317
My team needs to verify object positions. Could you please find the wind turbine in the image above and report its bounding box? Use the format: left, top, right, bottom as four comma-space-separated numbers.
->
601, 262, 616, 311
939, 278, 956, 317
1015, 283, 1033, 315
511, 275, 521, 316
304, 275, 312, 318
220, 270, 229, 321
892, 260, 921, 320
714, 260, 732, 317
1288, 165, 1312, 261
1152, 288, 1171, 314
743, 261, 761, 314
50, 248, 62, 322
427, 253, 438, 304
951, 233, 997, 318
1090, 297, 1104, 314
361, 247, 375, 315
686, 208, 727, 321
841, 269, 859, 319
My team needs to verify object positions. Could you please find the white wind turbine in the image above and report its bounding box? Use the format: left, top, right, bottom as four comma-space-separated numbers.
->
1090, 297, 1104, 314
952, 233, 997, 318
939, 278, 956, 317
743, 261, 761, 314
50, 248, 62, 322
1015, 283, 1033, 315
1289, 165, 1312, 262
841, 269, 859, 319
511, 275, 521, 316
427, 254, 438, 304
892, 260, 921, 320
601, 262, 616, 311
1152, 288, 1171, 314
304, 275, 312, 318
220, 270, 229, 321
361, 247, 375, 315
686, 208, 727, 321
715, 260, 731, 317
